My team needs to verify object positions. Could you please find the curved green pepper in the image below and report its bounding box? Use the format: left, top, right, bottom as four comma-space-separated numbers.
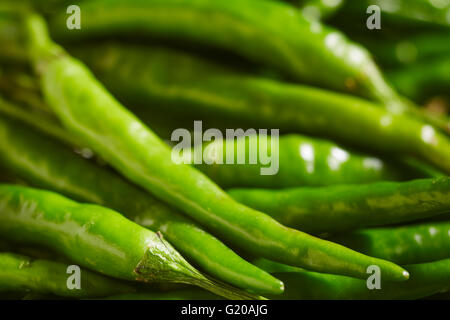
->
0, 184, 261, 300
70, 43, 450, 171
49, 0, 405, 109
331, 220, 450, 265
27, 14, 409, 281
254, 258, 450, 300
188, 134, 432, 188
0, 252, 137, 298
0, 111, 284, 296
228, 177, 450, 233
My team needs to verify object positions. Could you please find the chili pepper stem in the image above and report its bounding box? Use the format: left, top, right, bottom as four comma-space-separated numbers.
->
134, 233, 266, 300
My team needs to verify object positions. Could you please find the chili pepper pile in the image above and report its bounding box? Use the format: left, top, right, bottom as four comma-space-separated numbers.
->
0, 0, 449, 300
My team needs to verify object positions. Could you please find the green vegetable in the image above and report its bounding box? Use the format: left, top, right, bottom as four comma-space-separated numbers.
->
331, 220, 450, 265
255, 258, 450, 300
228, 177, 450, 233
0, 109, 284, 296
187, 134, 432, 188
0, 184, 261, 300
0, 252, 136, 298
27, 13, 409, 281
50, 0, 406, 109
70, 42, 450, 171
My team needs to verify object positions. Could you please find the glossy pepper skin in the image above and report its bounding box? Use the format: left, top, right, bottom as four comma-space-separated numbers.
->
0, 252, 136, 298
71, 43, 450, 172
0, 86, 440, 188
27, 14, 409, 282
331, 220, 450, 265
50, 0, 404, 108
187, 134, 431, 188
0, 113, 284, 296
228, 177, 450, 233
0, 184, 260, 300
254, 258, 450, 300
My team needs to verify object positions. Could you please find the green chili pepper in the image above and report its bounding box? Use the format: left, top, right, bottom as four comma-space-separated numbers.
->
187, 134, 433, 188
0, 184, 262, 300
0, 78, 442, 187
331, 220, 450, 265
27, 13, 410, 282
254, 258, 450, 300
0, 111, 284, 296
228, 177, 450, 233
0, 252, 137, 298
49, 0, 408, 110
0, 93, 436, 191
70, 42, 450, 170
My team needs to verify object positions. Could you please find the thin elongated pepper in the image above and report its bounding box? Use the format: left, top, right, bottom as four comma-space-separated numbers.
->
49, 0, 407, 110
0, 80, 444, 187
228, 177, 450, 233
0, 87, 441, 187
185, 134, 431, 188
0, 184, 261, 300
254, 258, 450, 300
0, 252, 137, 298
331, 221, 450, 265
71, 43, 450, 171
0, 112, 284, 296
27, 14, 409, 281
